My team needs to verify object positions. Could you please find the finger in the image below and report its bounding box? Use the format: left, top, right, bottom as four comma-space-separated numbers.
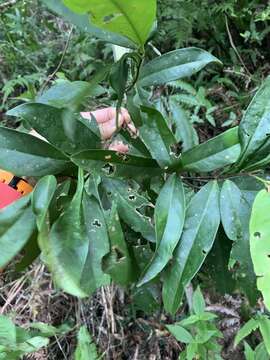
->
99, 116, 125, 140
109, 141, 129, 154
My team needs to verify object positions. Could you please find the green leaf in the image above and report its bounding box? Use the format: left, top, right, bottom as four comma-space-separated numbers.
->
250, 190, 270, 310
220, 180, 257, 302
7, 103, 101, 154
163, 181, 220, 314
0, 204, 36, 269
234, 318, 259, 346
36, 80, 102, 109
244, 342, 255, 360
28, 322, 71, 337
71, 149, 159, 171
102, 177, 155, 242
32, 175, 57, 230
63, 0, 156, 46
138, 48, 221, 87
254, 343, 269, 360
166, 324, 193, 344
0, 316, 16, 347
75, 326, 99, 360
0, 127, 70, 177
192, 286, 205, 315
172, 127, 240, 173
237, 76, 270, 169
138, 175, 185, 285
46, 170, 110, 297
139, 106, 177, 168
170, 100, 198, 151
102, 202, 136, 286
42, 0, 135, 48
258, 316, 270, 355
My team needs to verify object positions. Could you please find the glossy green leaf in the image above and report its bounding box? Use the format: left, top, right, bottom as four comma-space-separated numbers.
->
170, 100, 198, 151
166, 324, 193, 344
102, 177, 155, 242
139, 48, 221, 87
36, 80, 103, 109
42, 0, 135, 48
237, 76, 270, 169
32, 176, 57, 230
250, 190, 270, 310
47, 170, 110, 297
138, 175, 185, 285
63, 0, 156, 46
163, 181, 220, 314
7, 103, 101, 154
72, 149, 158, 170
139, 106, 177, 168
172, 127, 240, 173
0, 127, 70, 177
0, 204, 36, 268
244, 342, 255, 360
75, 326, 99, 360
258, 316, 270, 355
220, 180, 258, 303
234, 318, 259, 346
102, 203, 136, 286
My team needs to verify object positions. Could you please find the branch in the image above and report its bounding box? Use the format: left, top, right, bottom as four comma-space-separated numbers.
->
0, 0, 17, 11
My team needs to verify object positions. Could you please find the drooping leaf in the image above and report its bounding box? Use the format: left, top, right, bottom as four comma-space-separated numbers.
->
139, 106, 177, 168
0, 127, 70, 177
138, 174, 185, 285
102, 202, 136, 286
237, 76, 270, 169
220, 180, 258, 303
0, 204, 36, 269
250, 190, 270, 310
63, 0, 156, 46
47, 170, 110, 297
32, 175, 57, 230
102, 177, 155, 242
42, 0, 135, 48
138, 48, 221, 87
171, 127, 240, 173
163, 181, 220, 315
75, 326, 99, 360
7, 103, 101, 154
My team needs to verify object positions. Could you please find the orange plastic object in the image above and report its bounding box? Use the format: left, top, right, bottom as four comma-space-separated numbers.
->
0, 170, 33, 209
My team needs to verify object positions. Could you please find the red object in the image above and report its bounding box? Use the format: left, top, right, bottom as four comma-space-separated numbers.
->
0, 182, 22, 210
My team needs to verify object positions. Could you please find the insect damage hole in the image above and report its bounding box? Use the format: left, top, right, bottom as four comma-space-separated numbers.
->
254, 232, 261, 239
92, 219, 102, 228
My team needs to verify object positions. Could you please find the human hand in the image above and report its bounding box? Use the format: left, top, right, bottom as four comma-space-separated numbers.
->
81, 107, 136, 153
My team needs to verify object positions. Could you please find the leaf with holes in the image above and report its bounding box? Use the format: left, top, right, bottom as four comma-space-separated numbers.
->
138, 48, 221, 87
102, 177, 155, 242
46, 170, 110, 297
162, 181, 220, 314
220, 180, 258, 302
102, 202, 136, 286
63, 0, 157, 46
250, 190, 270, 310
7, 103, 101, 154
138, 174, 185, 285
0, 127, 71, 177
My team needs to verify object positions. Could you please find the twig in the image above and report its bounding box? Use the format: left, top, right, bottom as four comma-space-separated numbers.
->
225, 15, 251, 78
0, 0, 17, 11
39, 26, 73, 94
